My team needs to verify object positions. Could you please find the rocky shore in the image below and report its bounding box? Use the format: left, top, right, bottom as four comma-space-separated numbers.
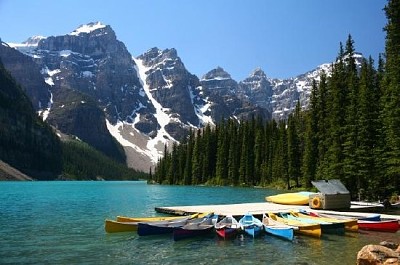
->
0, 160, 33, 181
357, 241, 400, 265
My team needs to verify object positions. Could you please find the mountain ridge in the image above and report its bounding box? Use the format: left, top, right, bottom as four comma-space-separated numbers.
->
1, 22, 365, 172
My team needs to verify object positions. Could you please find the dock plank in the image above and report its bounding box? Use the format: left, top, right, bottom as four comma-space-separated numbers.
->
155, 202, 400, 220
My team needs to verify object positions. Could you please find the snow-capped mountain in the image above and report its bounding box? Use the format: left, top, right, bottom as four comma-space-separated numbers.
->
0, 22, 364, 171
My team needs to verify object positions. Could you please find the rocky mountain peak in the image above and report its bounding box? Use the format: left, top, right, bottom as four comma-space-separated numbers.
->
249, 68, 267, 79
202, 66, 232, 80
69, 22, 108, 36
138, 47, 180, 69
22, 36, 46, 46
37, 22, 119, 58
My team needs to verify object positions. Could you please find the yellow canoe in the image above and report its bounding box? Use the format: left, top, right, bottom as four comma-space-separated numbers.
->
105, 213, 201, 233
268, 212, 321, 238
292, 211, 358, 232
105, 219, 141, 233
266, 192, 316, 205
116, 213, 199, 222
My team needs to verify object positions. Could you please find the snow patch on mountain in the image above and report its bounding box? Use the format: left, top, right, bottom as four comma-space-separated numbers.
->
7, 36, 46, 55
69, 22, 106, 36
133, 57, 177, 162
189, 86, 214, 126
40, 67, 61, 86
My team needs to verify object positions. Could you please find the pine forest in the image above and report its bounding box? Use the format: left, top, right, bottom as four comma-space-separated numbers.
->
152, 2, 400, 201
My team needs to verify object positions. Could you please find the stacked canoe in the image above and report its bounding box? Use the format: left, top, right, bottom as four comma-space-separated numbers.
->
104, 210, 399, 241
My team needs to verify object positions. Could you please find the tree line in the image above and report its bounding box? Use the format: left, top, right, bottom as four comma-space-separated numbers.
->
152, 0, 400, 201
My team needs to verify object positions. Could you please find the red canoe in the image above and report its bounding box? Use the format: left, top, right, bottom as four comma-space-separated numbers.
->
358, 219, 400, 233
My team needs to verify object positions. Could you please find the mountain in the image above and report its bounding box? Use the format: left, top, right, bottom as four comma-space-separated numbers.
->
0, 57, 62, 179
200, 67, 270, 121
1, 22, 364, 172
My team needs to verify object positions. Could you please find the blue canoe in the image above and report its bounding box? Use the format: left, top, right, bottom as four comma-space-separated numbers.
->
262, 213, 294, 241
239, 213, 263, 238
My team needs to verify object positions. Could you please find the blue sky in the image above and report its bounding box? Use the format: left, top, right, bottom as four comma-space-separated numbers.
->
0, 0, 387, 80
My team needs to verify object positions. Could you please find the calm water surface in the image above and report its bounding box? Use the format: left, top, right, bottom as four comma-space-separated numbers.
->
0, 181, 398, 264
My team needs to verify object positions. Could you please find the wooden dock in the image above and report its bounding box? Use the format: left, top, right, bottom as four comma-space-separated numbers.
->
155, 202, 400, 220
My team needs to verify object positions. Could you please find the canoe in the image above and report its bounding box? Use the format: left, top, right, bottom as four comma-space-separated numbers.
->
280, 212, 345, 235
266, 192, 316, 205
310, 212, 381, 222
238, 213, 263, 238
138, 213, 213, 236
117, 213, 199, 222
173, 214, 219, 241
214, 215, 240, 240
105, 214, 196, 233
358, 219, 400, 233
105, 219, 140, 233
268, 212, 321, 238
293, 211, 357, 232
137, 218, 190, 236
358, 214, 381, 221
262, 213, 294, 241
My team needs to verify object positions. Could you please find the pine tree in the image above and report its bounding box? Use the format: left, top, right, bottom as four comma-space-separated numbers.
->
191, 129, 202, 184
325, 43, 347, 180
342, 35, 360, 194
287, 107, 301, 188
215, 121, 228, 185
183, 130, 194, 185
357, 57, 380, 199
228, 120, 239, 185
302, 80, 319, 188
380, 0, 400, 197
315, 72, 329, 179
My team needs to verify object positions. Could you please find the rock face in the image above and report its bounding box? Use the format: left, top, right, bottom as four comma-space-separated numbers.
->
137, 47, 202, 139
36, 22, 151, 124
238, 68, 273, 114
1, 22, 365, 171
0, 42, 51, 113
200, 67, 270, 122
357, 243, 400, 265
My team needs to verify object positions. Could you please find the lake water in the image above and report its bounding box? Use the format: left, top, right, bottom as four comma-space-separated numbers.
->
0, 181, 398, 264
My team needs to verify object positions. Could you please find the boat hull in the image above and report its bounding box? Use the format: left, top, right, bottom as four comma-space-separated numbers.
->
172, 215, 218, 241
268, 213, 321, 238
215, 215, 240, 240
264, 226, 294, 241
138, 221, 186, 236
105, 219, 139, 233
266, 192, 316, 205
239, 213, 264, 238
358, 220, 400, 233
117, 214, 197, 223
216, 227, 238, 240
243, 225, 263, 238
173, 225, 214, 241
282, 212, 345, 235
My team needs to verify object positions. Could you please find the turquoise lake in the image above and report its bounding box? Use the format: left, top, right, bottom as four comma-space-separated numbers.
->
0, 181, 398, 264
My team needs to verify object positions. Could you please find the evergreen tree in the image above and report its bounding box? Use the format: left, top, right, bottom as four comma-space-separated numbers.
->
215, 121, 228, 184
315, 72, 329, 179
357, 58, 380, 199
325, 43, 347, 180
381, 0, 400, 197
342, 35, 360, 194
302, 80, 319, 188
183, 130, 194, 185
228, 120, 239, 185
287, 108, 301, 188
191, 129, 202, 184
